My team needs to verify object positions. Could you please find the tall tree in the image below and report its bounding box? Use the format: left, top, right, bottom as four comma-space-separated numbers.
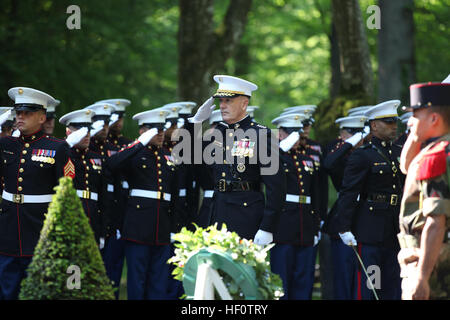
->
177, 0, 253, 103
378, 0, 416, 103
314, 0, 374, 144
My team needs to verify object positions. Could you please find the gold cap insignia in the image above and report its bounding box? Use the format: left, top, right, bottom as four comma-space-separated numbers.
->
18, 88, 23, 95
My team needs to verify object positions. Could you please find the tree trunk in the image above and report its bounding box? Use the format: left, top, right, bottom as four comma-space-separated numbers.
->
378, 0, 415, 103
315, 0, 374, 145
177, 0, 253, 103
329, 24, 341, 100
332, 0, 374, 98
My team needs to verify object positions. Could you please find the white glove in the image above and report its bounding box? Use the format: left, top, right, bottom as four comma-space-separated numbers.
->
12, 129, 20, 137
443, 74, 450, 83
90, 120, 105, 137
314, 231, 321, 246
116, 229, 121, 240
109, 113, 119, 126
137, 127, 158, 146
188, 97, 215, 123
177, 118, 185, 129
164, 121, 172, 130
99, 237, 105, 250
253, 229, 273, 246
339, 231, 357, 246
363, 125, 370, 135
0, 109, 12, 126
66, 127, 88, 148
345, 132, 363, 147
280, 131, 300, 152
170, 233, 176, 243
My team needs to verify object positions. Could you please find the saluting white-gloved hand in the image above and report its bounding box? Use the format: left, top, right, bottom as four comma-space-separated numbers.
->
339, 231, 357, 246
137, 127, 158, 146
90, 120, 105, 137
12, 129, 20, 137
109, 113, 119, 126
188, 97, 215, 123
345, 132, 364, 147
363, 125, 370, 136
0, 109, 12, 126
280, 131, 300, 152
66, 127, 88, 148
177, 118, 185, 129
254, 229, 273, 246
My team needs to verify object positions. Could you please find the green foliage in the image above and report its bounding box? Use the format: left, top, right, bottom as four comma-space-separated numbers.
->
19, 177, 115, 300
168, 223, 284, 300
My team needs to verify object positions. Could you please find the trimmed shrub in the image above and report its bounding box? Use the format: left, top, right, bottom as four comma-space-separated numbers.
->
19, 177, 115, 299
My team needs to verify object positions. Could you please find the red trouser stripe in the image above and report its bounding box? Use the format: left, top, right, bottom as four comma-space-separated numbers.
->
357, 243, 362, 300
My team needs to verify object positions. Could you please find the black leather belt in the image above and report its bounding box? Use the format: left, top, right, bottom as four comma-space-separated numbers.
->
214, 179, 260, 192
367, 193, 401, 206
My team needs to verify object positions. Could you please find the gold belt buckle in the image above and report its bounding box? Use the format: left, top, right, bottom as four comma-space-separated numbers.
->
156, 191, 162, 200
390, 194, 398, 205
82, 190, 91, 199
13, 194, 24, 204
298, 195, 307, 204
218, 179, 226, 192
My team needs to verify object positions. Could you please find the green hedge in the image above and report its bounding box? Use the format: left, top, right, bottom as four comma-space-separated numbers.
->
19, 177, 115, 300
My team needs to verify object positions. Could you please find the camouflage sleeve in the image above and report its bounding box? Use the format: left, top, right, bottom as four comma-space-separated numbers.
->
421, 172, 450, 218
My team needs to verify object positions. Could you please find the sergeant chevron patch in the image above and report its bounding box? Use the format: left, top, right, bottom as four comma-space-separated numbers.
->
64, 158, 76, 179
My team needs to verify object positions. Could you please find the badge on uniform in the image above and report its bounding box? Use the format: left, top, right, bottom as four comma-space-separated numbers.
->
32, 149, 56, 164
107, 150, 117, 157
302, 160, 314, 172
164, 155, 175, 166
231, 139, 255, 158
309, 154, 320, 163
64, 158, 76, 179
237, 163, 246, 173
90, 158, 102, 170
310, 145, 322, 153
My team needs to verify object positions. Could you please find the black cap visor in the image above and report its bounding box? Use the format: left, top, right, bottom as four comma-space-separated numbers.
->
141, 123, 165, 131
14, 103, 45, 112
280, 127, 303, 134
92, 115, 110, 123
68, 122, 92, 130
